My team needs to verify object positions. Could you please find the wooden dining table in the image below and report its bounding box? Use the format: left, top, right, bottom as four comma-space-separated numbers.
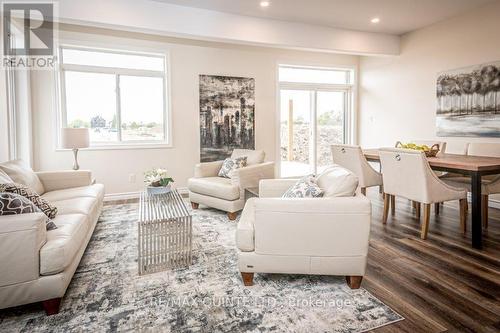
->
363, 149, 500, 249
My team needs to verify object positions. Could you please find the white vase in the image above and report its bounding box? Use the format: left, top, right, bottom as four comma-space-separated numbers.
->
147, 184, 172, 195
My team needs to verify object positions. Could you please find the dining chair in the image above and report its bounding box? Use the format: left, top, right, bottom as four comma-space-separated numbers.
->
331, 144, 383, 196
379, 148, 468, 239
442, 143, 500, 229
397, 140, 448, 215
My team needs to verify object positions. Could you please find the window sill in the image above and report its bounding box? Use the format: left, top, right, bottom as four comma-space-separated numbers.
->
55, 143, 173, 151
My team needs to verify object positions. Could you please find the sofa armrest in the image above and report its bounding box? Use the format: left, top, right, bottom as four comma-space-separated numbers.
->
231, 162, 275, 195
236, 198, 256, 252
36, 170, 92, 192
194, 161, 224, 178
259, 178, 298, 198
0, 213, 47, 286
253, 195, 371, 257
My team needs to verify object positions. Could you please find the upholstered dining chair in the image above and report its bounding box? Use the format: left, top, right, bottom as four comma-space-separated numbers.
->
379, 148, 468, 239
442, 143, 500, 229
331, 144, 382, 196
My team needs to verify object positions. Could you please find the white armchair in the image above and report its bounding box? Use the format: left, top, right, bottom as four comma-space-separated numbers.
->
188, 149, 275, 220
236, 179, 372, 289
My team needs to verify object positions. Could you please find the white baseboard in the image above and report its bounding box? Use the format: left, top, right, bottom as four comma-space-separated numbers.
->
104, 187, 189, 201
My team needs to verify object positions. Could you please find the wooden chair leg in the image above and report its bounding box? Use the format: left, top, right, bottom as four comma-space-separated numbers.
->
191, 202, 199, 209
460, 198, 467, 234
382, 193, 390, 224
390, 195, 395, 215
346, 276, 363, 289
241, 272, 254, 286
360, 187, 366, 196
42, 298, 61, 315
421, 203, 431, 239
227, 212, 238, 220
482, 195, 489, 229
434, 203, 440, 215
415, 202, 421, 219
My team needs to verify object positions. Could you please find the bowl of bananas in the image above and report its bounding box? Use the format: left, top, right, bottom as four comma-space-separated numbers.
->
395, 141, 440, 157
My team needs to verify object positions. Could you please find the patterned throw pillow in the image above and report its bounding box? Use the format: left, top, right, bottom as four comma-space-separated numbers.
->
0, 192, 57, 230
282, 175, 324, 198
0, 183, 58, 219
218, 156, 248, 178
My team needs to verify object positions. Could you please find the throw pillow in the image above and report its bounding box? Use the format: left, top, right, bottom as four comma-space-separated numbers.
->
0, 160, 44, 194
316, 165, 359, 197
0, 192, 57, 230
282, 175, 324, 198
0, 183, 58, 219
218, 156, 248, 178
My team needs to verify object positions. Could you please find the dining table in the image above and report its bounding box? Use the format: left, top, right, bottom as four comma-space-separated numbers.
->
363, 149, 500, 249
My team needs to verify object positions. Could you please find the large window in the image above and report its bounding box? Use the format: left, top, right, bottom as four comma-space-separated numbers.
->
279, 65, 354, 177
58, 46, 169, 146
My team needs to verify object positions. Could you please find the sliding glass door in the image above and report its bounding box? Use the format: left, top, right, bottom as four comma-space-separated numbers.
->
280, 88, 348, 177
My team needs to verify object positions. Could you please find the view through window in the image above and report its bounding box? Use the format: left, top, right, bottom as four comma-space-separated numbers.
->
59, 46, 168, 145
279, 65, 354, 177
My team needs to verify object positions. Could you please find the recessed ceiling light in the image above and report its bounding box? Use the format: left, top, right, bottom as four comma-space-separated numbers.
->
260, 1, 270, 7
371, 17, 380, 24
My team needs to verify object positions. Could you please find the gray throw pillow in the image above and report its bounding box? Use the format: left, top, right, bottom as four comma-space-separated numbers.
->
0, 192, 57, 230
282, 175, 324, 198
218, 156, 248, 178
0, 183, 58, 219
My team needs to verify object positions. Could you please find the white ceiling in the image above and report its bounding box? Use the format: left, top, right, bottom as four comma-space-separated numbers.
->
152, 0, 494, 35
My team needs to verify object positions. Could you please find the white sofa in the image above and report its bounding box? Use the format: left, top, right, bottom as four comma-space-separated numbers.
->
236, 178, 372, 289
0, 169, 104, 315
188, 149, 275, 220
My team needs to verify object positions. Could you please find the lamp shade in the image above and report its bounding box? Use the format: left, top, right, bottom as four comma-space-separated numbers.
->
61, 128, 90, 149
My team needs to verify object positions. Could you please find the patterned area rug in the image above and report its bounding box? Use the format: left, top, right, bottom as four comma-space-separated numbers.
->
0, 203, 403, 332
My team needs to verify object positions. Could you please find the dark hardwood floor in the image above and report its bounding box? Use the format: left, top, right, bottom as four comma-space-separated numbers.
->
363, 188, 500, 333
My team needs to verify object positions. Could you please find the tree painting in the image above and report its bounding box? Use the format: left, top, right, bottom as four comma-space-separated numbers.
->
436, 61, 500, 137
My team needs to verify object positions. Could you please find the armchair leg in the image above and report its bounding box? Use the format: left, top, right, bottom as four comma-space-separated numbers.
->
415, 202, 421, 219
434, 203, 440, 215
241, 272, 254, 286
421, 203, 431, 240
227, 212, 238, 220
42, 298, 61, 315
482, 195, 488, 229
191, 202, 199, 209
346, 276, 363, 289
382, 193, 390, 224
360, 187, 366, 196
460, 198, 467, 234
390, 195, 395, 215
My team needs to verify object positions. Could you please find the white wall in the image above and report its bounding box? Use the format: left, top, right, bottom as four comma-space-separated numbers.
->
359, 0, 500, 154
31, 24, 358, 195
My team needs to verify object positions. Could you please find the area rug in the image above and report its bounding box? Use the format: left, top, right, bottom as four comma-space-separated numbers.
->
0, 203, 403, 332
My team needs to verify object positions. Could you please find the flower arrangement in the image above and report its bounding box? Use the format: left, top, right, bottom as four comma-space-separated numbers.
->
144, 168, 174, 187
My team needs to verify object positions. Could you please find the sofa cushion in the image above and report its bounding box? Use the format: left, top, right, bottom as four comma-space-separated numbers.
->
42, 184, 105, 202
231, 149, 265, 165
0, 169, 13, 183
0, 183, 58, 219
40, 214, 88, 275
282, 175, 323, 198
316, 165, 359, 197
188, 177, 240, 201
218, 156, 247, 178
0, 160, 44, 194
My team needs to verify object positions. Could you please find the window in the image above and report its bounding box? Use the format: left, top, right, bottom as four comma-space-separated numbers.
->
58, 46, 169, 146
278, 65, 354, 177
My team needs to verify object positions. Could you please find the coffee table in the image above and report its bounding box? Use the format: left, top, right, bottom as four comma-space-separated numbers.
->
138, 190, 192, 275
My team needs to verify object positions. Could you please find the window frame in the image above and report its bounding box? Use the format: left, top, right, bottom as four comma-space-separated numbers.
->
276, 64, 356, 177
57, 44, 172, 149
